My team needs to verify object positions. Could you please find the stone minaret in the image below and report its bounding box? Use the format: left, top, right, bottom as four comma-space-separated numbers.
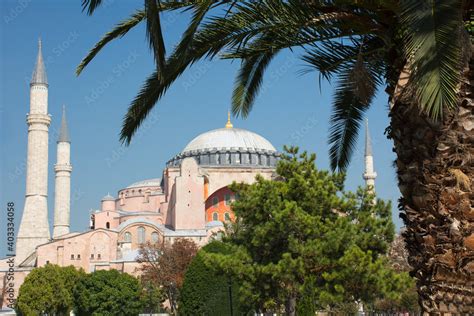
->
16, 39, 51, 264
53, 106, 72, 238
363, 119, 377, 193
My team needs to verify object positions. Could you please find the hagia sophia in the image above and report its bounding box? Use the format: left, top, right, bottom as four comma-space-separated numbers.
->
0, 40, 376, 308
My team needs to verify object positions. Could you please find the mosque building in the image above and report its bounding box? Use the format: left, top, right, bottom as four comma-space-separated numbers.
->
0, 40, 376, 308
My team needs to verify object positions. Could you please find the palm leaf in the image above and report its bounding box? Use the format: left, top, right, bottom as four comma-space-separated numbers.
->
120, 70, 161, 145
81, 0, 103, 15
232, 52, 277, 118
145, 0, 166, 74
77, 1, 195, 76
166, 0, 217, 73
76, 10, 145, 75
328, 56, 379, 171
401, 0, 464, 119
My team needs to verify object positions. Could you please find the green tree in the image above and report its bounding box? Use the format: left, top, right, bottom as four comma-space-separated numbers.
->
78, 1, 473, 313
16, 264, 84, 316
202, 147, 409, 315
179, 241, 248, 316
140, 279, 166, 314
72, 269, 144, 316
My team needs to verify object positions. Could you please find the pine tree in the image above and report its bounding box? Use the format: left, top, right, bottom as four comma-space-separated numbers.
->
203, 147, 410, 315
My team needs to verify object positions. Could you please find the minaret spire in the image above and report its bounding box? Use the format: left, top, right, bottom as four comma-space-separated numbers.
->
58, 105, 70, 143
225, 110, 233, 128
53, 105, 72, 238
16, 38, 51, 264
31, 38, 48, 86
363, 119, 377, 194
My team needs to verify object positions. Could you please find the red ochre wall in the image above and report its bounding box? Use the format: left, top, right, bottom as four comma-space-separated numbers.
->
205, 186, 236, 222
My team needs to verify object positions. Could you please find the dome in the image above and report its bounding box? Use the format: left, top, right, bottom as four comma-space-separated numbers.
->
167, 115, 279, 168
182, 128, 276, 154
101, 194, 115, 201
126, 178, 162, 189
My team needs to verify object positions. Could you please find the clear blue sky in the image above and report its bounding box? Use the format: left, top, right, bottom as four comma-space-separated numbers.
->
0, 1, 402, 257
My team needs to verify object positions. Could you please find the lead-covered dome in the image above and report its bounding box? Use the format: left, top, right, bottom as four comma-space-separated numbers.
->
167, 114, 279, 168
182, 127, 276, 154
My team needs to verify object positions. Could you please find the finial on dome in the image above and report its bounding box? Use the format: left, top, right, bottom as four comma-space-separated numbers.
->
225, 110, 233, 128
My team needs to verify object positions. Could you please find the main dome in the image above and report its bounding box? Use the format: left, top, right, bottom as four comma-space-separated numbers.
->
182, 127, 276, 154
167, 116, 279, 168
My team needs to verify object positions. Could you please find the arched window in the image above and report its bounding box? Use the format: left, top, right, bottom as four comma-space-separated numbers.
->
212, 212, 219, 221
137, 226, 145, 244
216, 153, 220, 164
212, 196, 219, 207
151, 232, 159, 243
106, 222, 110, 229
224, 212, 231, 221
224, 194, 231, 205
124, 232, 132, 242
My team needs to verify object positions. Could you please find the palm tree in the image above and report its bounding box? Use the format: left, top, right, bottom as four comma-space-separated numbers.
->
78, 0, 473, 313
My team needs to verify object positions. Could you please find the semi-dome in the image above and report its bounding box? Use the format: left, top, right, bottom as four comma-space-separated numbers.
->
182, 127, 276, 154
167, 113, 279, 168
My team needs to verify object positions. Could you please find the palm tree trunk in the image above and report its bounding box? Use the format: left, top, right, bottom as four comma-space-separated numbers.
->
389, 47, 473, 313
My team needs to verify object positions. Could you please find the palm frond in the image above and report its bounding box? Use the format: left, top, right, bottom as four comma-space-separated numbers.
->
81, 0, 103, 15
145, 0, 166, 74
302, 37, 385, 82
120, 70, 161, 145
401, 0, 464, 119
76, 10, 145, 75
232, 51, 277, 118
168, 0, 216, 72
328, 56, 379, 171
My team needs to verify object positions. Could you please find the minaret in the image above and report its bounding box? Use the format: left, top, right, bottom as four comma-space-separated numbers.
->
363, 119, 377, 193
16, 39, 51, 264
53, 106, 72, 238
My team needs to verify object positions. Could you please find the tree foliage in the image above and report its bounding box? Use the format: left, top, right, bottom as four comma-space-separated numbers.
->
72, 269, 144, 316
16, 264, 84, 316
137, 238, 198, 314
179, 241, 248, 315
202, 147, 410, 313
